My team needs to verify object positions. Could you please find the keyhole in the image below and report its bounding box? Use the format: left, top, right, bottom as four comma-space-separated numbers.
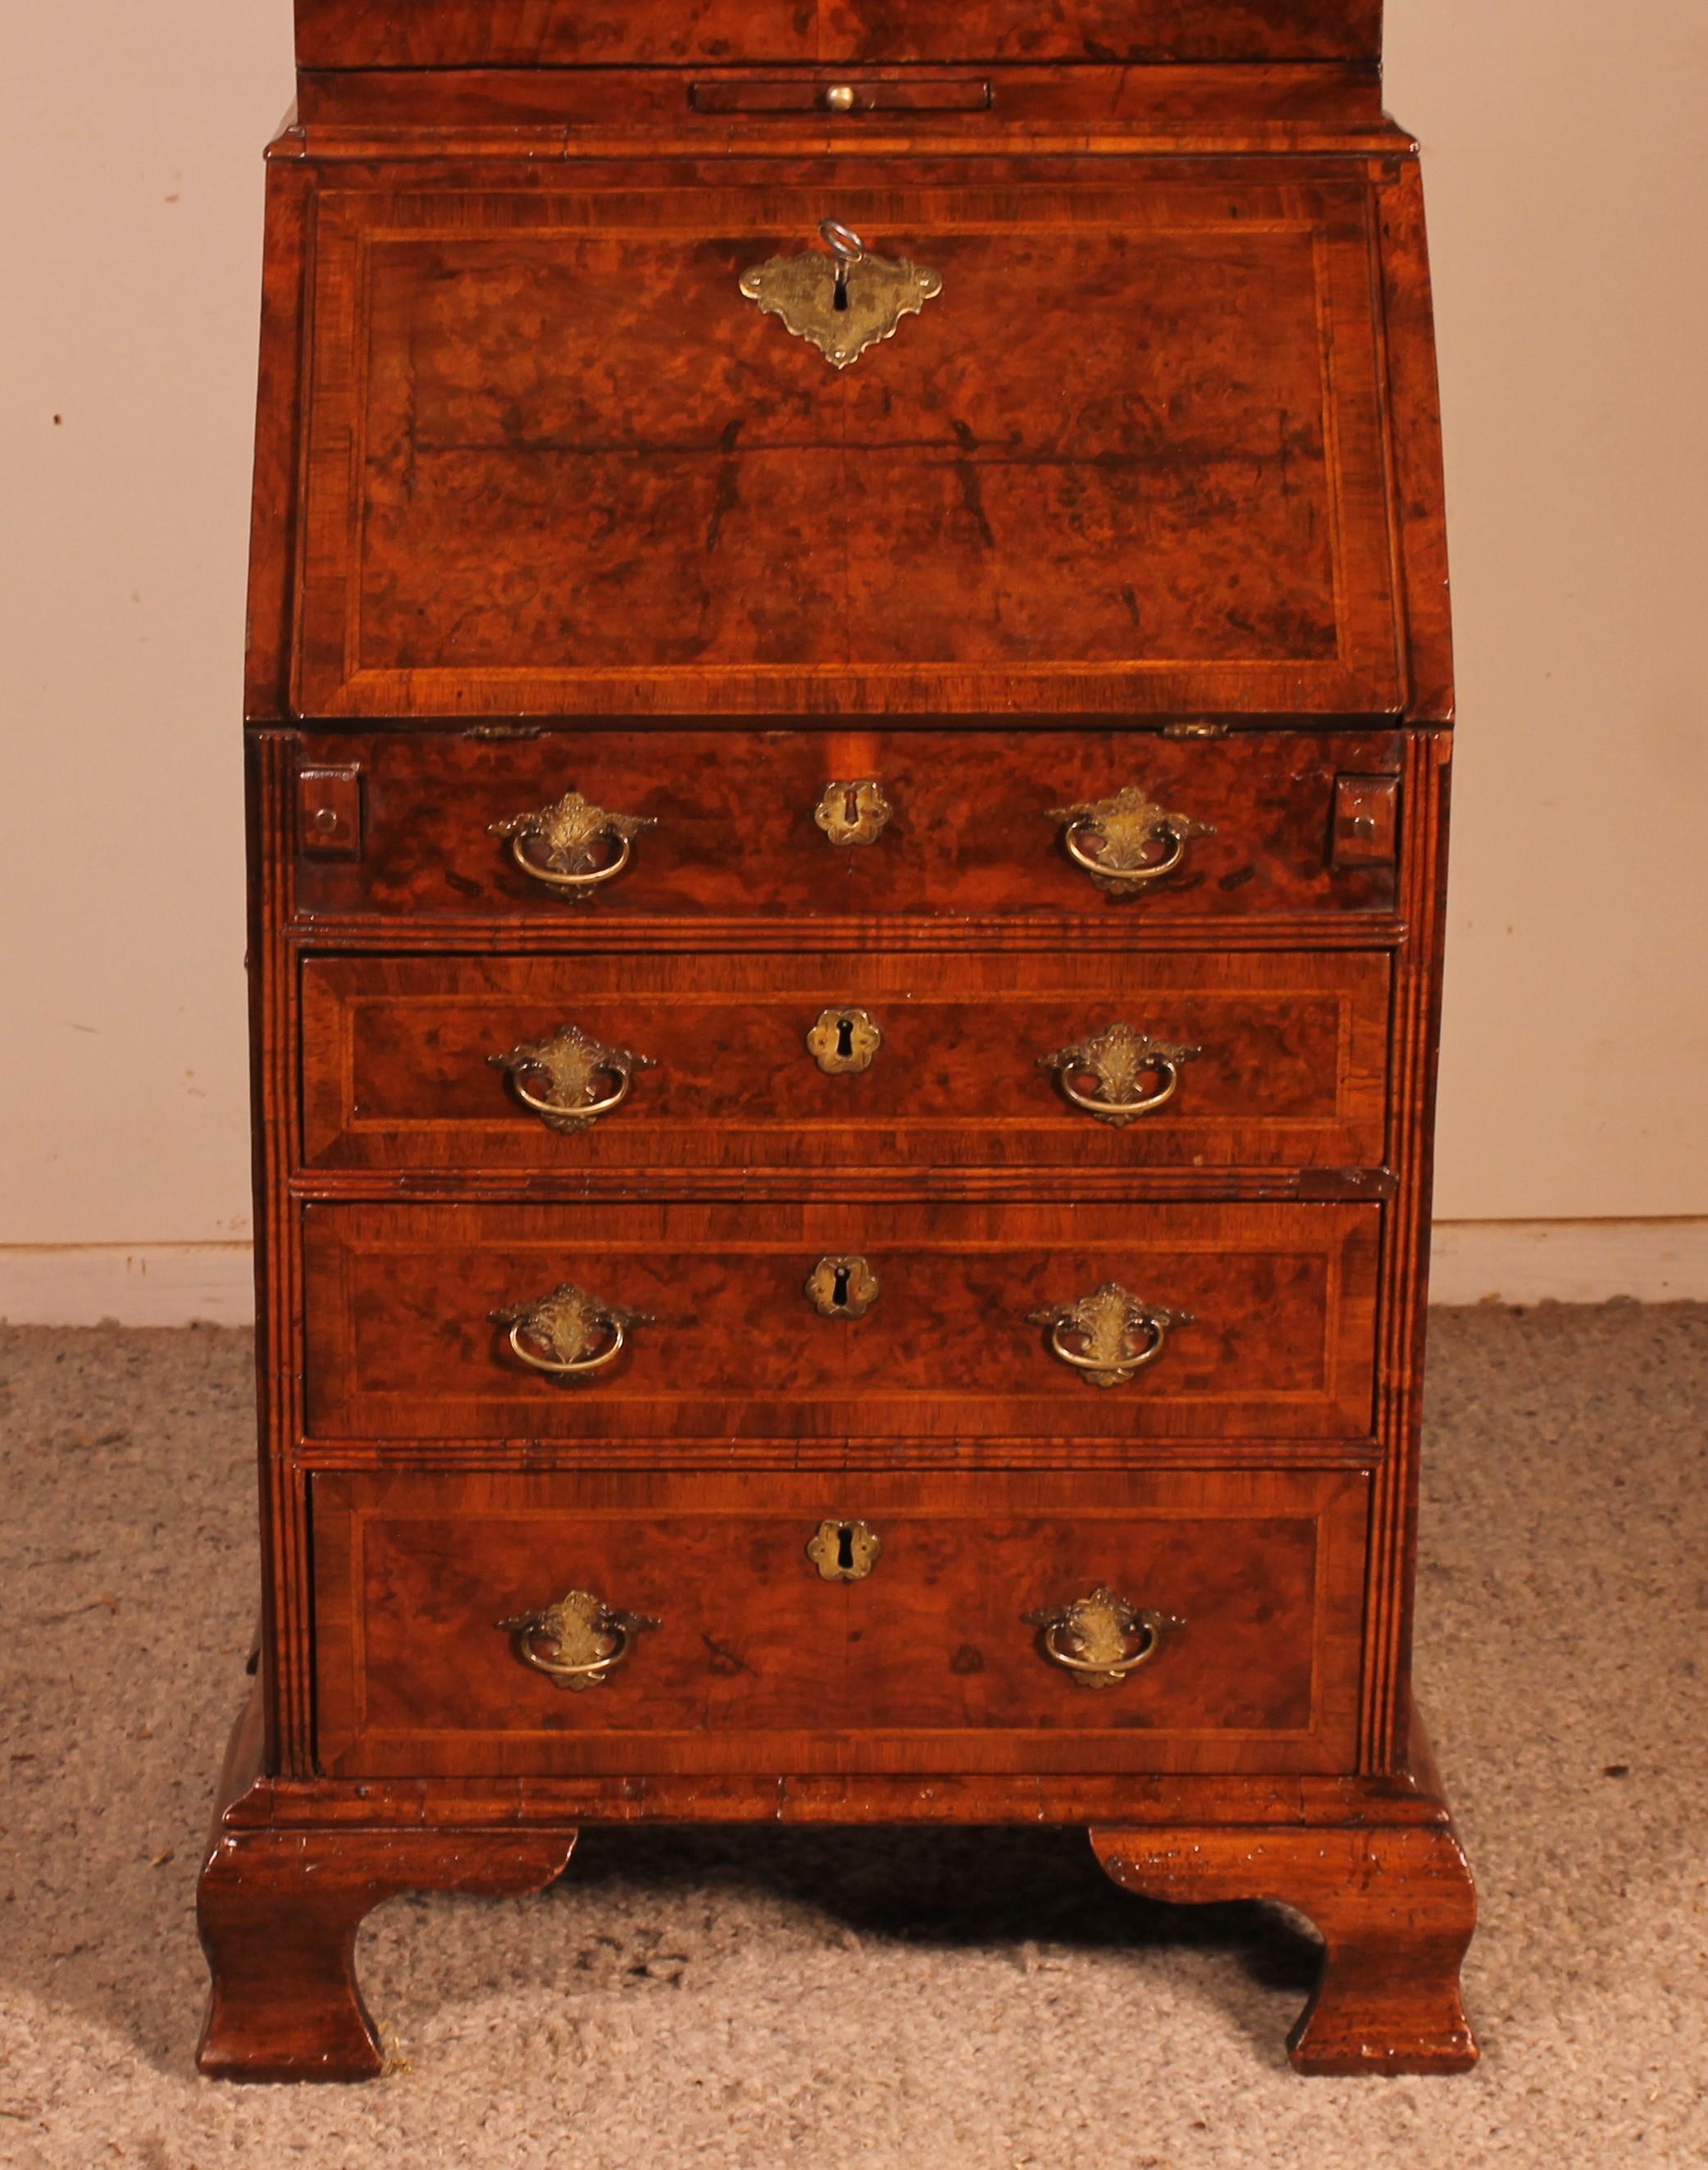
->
836, 1016, 855, 1060
836, 1524, 856, 1573
833, 266, 850, 312
831, 1265, 852, 1308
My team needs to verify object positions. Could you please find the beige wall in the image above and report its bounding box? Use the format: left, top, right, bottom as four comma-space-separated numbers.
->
2, 3, 1706, 1302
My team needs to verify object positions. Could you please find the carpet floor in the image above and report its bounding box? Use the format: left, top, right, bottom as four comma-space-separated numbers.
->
1, 1304, 1705, 2168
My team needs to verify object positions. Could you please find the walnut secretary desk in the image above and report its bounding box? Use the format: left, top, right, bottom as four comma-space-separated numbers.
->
198, 0, 1478, 2079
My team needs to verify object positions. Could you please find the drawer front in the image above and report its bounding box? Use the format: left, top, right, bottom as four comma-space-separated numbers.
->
294, 168, 1404, 719
300, 950, 1391, 1174
291, 730, 1402, 924
311, 1468, 1369, 1778
301, 1201, 1378, 1445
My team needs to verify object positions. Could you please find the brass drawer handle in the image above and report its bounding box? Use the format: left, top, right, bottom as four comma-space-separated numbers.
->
490, 1023, 654, 1134
1041, 1023, 1200, 1126
491, 1282, 649, 1377
498, 1588, 659, 1691
1050, 786, 1214, 895
1029, 1282, 1191, 1388
1026, 1586, 1183, 1689
489, 789, 655, 896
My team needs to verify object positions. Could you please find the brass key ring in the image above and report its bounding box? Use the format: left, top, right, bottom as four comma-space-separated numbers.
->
819, 218, 865, 265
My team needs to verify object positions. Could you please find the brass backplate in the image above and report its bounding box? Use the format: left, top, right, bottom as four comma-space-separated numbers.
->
813, 778, 892, 846
805, 1254, 881, 1319
807, 1006, 882, 1075
740, 251, 941, 369
805, 1518, 882, 1583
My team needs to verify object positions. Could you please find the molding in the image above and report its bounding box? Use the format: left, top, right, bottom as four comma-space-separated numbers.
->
2, 1221, 1706, 1326
0, 1244, 255, 1327
1428, 1218, 1708, 1306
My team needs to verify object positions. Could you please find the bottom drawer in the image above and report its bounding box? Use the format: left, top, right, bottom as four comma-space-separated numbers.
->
312, 1470, 1369, 1779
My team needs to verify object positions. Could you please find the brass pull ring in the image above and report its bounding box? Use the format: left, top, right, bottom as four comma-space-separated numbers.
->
1059, 1058, 1180, 1120
1048, 1314, 1164, 1374
512, 1612, 640, 1683
512, 1067, 631, 1125
492, 1282, 649, 1379
508, 827, 631, 891
490, 1023, 653, 1135
499, 1588, 659, 1692
1041, 1024, 1200, 1128
1029, 1282, 1191, 1388
489, 790, 655, 901
1063, 818, 1184, 886
1042, 1612, 1167, 1679
1026, 1585, 1182, 1689
506, 1315, 626, 1376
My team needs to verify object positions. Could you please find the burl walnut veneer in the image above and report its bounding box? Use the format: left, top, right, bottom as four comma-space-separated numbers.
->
200, 0, 1477, 2081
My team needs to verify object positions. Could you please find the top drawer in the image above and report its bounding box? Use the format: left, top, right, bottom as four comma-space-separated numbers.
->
289, 729, 1403, 926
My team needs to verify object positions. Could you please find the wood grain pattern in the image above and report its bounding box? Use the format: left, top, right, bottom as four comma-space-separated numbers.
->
292, 2, 1384, 71
310, 1466, 1369, 1777
298, 948, 1391, 1173
289, 729, 1405, 925
298, 1198, 1379, 1444
293, 167, 1404, 718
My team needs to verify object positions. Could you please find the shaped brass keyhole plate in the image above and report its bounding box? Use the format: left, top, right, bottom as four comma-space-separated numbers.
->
814, 778, 892, 847
808, 1006, 881, 1074
740, 221, 942, 371
806, 1518, 881, 1582
805, 1254, 880, 1319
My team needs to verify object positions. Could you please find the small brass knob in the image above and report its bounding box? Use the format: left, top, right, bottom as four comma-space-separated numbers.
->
822, 83, 858, 113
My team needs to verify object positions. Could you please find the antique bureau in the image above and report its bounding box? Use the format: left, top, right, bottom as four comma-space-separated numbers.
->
198, 0, 1478, 2079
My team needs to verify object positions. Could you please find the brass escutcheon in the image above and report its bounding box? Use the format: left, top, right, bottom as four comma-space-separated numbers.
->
805, 1517, 882, 1582
807, 1006, 882, 1075
489, 789, 655, 897
498, 1588, 659, 1691
813, 778, 892, 846
805, 1255, 880, 1319
1040, 1022, 1201, 1127
1048, 785, 1214, 895
1024, 1586, 1183, 1689
490, 1022, 654, 1133
491, 1282, 650, 1378
1028, 1282, 1191, 1388
740, 220, 942, 370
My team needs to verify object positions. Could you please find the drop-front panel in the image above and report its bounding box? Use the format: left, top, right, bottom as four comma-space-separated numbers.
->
200, 0, 1477, 2086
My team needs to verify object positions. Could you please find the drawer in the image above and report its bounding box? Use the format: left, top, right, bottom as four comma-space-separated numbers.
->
300, 1201, 1379, 1446
290, 730, 1403, 924
310, 1468, 1370, 1778
300, 949, 1391, 1174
